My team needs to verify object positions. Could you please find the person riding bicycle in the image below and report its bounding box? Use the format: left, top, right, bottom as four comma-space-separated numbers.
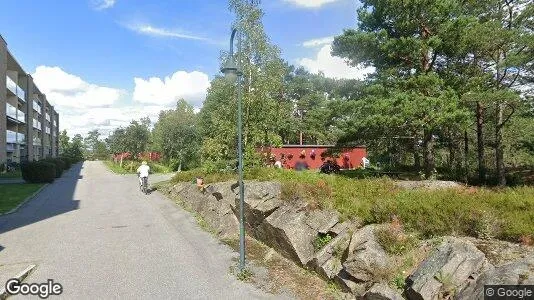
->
136, 161, 150, 188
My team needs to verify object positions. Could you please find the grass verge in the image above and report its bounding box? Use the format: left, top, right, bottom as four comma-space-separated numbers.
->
104, 160, 172, 174
171, 168, 534, 243
0, 183, 44, 214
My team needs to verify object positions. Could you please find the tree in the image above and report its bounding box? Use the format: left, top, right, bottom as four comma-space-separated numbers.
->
84, 129, 101, 159
332, 0, 471, 177
58, 130, 70, 155
199, 0, 288, 166
152, 100, 201, 171
106, 119, 151, 159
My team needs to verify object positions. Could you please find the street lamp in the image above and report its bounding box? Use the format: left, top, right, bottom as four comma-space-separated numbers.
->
221, 28, 246, 271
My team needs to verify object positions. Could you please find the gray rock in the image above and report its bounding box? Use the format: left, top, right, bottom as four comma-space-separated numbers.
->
457, 257, 534, 300
305, 209, 339, 234
238, 182, 284, 227
251, 205, 317, 266
307, 225, 352, 279
335, 269, 368, 295
405, 237, 493, 300
342, 225, 390, 283
364, 283, 404, 300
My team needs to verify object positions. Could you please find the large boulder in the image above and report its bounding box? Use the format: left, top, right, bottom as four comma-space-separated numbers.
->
236, 181, 284, 227
405, 237, 493, 300
456, 257, 534, 300
169, 182, 239, 238
250, 204, 317, 265
307, 222, 352, 279
342, 225, 390, 283
364, 283, 404, 300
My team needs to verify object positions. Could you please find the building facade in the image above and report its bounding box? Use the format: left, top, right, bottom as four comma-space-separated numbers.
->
0, 34, 60, 166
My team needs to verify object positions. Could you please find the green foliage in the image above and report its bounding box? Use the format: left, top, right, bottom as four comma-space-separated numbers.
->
21, 161, 56, 183
104, 160, 172, 174
106, 119, 151, 156
375, 226, 418, 255
313, 233, 333, 251
42, 158, 65, 178
171, 168, 534, 242
152, 100, 201, 171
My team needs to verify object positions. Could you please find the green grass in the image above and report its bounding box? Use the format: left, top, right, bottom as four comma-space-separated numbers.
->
104, 160, 173, 174
0, 183, 44, 214
171, 168, 534, 243
0, 170, 22, 179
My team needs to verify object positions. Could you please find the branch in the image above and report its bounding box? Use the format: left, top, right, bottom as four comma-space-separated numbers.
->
499, 102, 516, 128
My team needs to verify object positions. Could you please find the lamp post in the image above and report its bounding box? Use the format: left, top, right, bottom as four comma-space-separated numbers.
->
221, 28, 245, 271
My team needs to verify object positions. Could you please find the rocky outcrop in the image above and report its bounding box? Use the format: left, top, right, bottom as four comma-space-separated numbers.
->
364, 283, 404, 300
405, 237, 493, 300
457, 257, 534, 300
343, 225, 390, 283
164, 180, 532, 300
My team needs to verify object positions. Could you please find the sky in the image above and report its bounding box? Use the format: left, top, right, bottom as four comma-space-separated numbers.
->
1, 0, 373, 137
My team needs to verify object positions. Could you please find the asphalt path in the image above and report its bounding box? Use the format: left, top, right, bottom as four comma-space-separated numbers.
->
0, 161, 278, 299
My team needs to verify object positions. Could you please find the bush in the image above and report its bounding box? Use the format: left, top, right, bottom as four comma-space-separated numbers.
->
21, 161, 56, 183
42, 158, 65, 178
59, 157, 72, 170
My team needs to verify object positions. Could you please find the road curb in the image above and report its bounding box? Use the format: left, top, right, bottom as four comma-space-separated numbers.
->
0, 184, 49, 216
0, 264, 36, 300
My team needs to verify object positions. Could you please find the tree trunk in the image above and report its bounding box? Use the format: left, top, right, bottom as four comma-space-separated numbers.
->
495, 101, 506, 186
413, 138, 421, 171
423, 130, 435, 178
476, 101, 486, 184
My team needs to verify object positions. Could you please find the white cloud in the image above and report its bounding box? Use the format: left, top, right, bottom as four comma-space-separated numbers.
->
32, 66, 124, 109
302, 36, 334, 48
133, 71, 211, 108
92, 0, 116, 10
297, 44, 375, 80
127, 24, 208, 41
284, 0, 341, 8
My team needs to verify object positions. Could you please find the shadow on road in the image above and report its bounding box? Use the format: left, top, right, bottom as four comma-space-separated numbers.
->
0, 163, 83, 240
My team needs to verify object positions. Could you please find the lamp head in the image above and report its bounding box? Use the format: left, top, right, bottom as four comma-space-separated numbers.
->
221, 59, 241, 83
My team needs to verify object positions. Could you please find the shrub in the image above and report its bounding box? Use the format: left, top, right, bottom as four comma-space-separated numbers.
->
21, 161, 56, 183
58, 157, 72, 170
42, 158, 65, 178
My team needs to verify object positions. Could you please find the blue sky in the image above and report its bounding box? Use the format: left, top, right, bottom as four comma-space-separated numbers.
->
1, 0, 371, 136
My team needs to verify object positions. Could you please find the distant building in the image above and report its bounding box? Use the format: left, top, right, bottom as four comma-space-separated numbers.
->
1, 34, 60, 165
261, 145, 367, 170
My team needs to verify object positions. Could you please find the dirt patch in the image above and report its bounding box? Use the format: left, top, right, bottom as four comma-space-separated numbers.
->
223, 236, 353, 300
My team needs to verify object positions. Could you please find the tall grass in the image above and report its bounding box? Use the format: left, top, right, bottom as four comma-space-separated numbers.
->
170, 168, 534, 243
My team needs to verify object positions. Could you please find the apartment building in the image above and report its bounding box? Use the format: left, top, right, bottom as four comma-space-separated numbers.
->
0, 34, 60, 166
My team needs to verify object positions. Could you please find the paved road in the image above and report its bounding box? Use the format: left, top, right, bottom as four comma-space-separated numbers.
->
0, 161, 276, 299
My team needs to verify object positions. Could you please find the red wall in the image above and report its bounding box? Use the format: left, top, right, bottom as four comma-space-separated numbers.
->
265, 146, 367, 170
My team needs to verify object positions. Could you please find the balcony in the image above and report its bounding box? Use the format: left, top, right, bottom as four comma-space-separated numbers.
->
6, 130, 17, 143
33, 100, 41, 113
33, 119, 42, 130
17, 110, 25, 123
18, 133, 26, 145
6, 103, 17, 120
6, 76, 26, 102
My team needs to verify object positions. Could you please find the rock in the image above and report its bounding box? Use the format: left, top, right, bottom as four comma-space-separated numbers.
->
342, 225, 390, 283
405, 237, 493, 300
364, 283, 404, 300
329, 221, 356, 237
305, 209, 339, 234
307, 225, 352, 279
238, 181, 284, 227
335, 269, 368, 295
456, 257, 534, 300
251, 205, 317, 266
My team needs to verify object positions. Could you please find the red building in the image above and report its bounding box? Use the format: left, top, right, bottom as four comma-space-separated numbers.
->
262, 145, 367, 170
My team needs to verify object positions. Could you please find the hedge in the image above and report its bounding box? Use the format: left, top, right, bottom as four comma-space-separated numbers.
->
21, 161, 56, 183
42, 158, 65, 178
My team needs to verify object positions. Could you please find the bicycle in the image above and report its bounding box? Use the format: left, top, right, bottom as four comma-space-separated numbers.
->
139, 175, 149, 195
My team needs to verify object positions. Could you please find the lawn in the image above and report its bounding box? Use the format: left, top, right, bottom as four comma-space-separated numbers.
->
0, 183, 44, 214
171, 168, 534, 243
0, 170, 22, 179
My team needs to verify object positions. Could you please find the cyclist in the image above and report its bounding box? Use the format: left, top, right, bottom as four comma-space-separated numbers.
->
136, 161, 150, 189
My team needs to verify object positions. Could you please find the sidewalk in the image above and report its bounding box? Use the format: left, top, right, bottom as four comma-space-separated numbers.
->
0, 179, 24, 185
